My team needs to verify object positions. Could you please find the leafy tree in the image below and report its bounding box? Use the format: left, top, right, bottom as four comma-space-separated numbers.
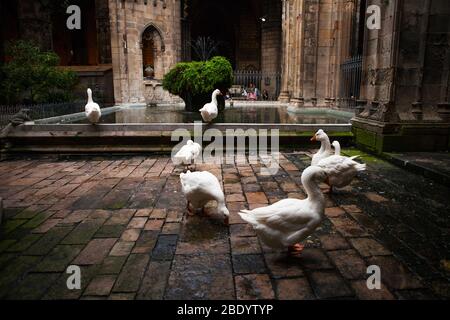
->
0, 41, 78, 104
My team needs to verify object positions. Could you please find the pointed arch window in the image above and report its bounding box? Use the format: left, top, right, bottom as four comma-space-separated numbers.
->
142, 28, 156, 78
141, 24, 165, 79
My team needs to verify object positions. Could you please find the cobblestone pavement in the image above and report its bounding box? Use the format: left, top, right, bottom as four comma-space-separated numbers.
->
0, 151, 448, 300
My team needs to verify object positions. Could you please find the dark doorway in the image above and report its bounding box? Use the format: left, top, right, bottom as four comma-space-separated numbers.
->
186, 0, 262, 69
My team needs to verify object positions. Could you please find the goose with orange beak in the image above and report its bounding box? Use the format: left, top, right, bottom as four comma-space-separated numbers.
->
310, 129, 333, 166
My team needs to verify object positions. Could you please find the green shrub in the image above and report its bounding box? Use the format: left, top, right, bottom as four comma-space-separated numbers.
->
0, 40, 78, 104
163, 56, 233, 97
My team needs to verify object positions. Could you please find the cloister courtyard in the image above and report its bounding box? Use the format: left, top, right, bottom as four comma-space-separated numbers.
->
1, 0, 450, 304
0, 150, 448, 300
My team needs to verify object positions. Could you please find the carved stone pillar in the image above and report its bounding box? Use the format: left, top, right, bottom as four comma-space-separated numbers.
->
352, 0, 450, 153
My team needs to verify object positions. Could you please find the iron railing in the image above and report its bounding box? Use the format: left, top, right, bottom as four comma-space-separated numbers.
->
0, 105, 23, 130
339, 55, 363, 108
0, 101, 86, 129
233, 70, 281, 100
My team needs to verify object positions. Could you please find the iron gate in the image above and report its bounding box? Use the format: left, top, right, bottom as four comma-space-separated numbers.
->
233, 70, 281, 100
339, 55, 362, 108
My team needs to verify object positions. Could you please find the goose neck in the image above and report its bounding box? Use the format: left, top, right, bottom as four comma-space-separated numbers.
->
211, 91, 219, 105
319, 138, 332, 154
334, 144, 341, 155
87, 90, 93, 103
303, 177, 324, 205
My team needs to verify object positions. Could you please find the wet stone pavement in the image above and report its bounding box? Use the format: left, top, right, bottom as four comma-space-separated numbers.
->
0, 151, 449, 300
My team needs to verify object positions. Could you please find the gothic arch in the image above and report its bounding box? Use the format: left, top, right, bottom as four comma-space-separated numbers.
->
141, 23, 166, 79
140, 23, 165, 52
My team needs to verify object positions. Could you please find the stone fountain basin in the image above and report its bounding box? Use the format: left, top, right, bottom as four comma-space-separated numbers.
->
1, 104, 353, 154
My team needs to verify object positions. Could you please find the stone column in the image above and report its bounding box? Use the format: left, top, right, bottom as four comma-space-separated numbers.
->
109, 0, 128, 104
300, 0, 320, 107
290, 0, 305, 107
352, 0, 450, 152
278, 0, 291, 102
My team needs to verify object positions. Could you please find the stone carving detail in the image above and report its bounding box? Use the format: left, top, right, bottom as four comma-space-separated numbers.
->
367, 66, 376, 86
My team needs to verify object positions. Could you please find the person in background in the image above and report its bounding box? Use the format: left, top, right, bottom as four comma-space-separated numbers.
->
262, 89, 269, 101
254, 86, 260, 100
247, 83, 257, 101
242, 87, 248, 98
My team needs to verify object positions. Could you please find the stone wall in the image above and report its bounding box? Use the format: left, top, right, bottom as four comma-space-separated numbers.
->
109, 0, 182, 104
16, 0, 53, 51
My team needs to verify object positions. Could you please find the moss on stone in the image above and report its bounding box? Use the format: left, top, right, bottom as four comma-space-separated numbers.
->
341, 148, 382, 163
109, 201, 127, 210
354, 128, 377, 150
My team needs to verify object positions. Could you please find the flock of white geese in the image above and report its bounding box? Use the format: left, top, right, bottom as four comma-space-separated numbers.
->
86, 88, 366, 255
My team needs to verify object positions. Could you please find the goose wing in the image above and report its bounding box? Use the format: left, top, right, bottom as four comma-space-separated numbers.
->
317, 155, 358, 175
180, 171, 223, 200
239, 199, 314, 232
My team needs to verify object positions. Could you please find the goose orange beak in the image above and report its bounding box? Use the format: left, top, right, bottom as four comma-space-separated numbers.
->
310, 136, 317, 142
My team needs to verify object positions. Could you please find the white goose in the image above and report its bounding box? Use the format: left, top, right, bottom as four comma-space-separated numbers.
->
173, 140, 202, 170
331, 141, 341, 156
180, 170, 230, 225
332, 140, 341, 155
317, 153, 366, 192
310, 129, 333, 165
238, 166, 327, 255
85, 88, 101, 124
199, 89, 222, 123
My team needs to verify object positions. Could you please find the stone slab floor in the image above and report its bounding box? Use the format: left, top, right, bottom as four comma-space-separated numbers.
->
0, 150, 449, 300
